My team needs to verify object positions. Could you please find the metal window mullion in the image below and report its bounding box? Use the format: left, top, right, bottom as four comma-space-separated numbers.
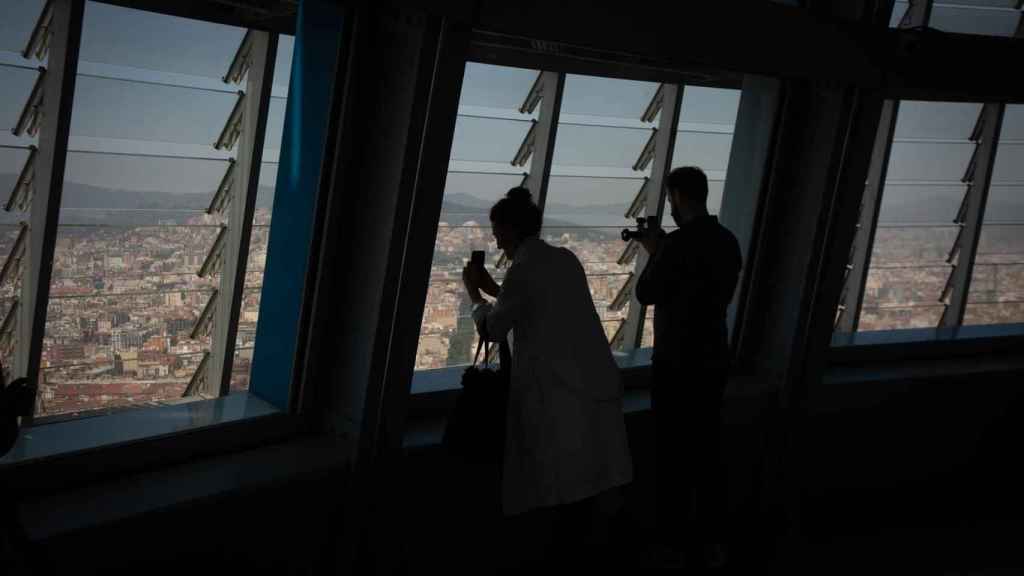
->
938, 102, 1004, 328
524, 71, 564, 216
834, 0, 928, 333
620, 83, 683, 351
900, 0, 933, 27
835, 99, 900, 333
204, 31, 277, 397
21, 0, 84, 421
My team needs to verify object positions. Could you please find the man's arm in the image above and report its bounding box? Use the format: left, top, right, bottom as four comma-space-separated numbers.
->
636, 236, 678, 305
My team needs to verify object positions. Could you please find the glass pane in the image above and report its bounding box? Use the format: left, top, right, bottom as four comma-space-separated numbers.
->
78, 2, 244, 80
856, 101, 980, 332
928, 2, 1022, 36
414, 64, 538, 371
673, 86, 741, 216
0, 0, 45, 55
0, 66, 40, 133
69, 75, 237, 145
37, 4, 250, 418
544, 175, 647, 227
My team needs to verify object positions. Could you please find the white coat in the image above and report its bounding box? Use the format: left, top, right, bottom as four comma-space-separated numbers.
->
473, 237, 633, 516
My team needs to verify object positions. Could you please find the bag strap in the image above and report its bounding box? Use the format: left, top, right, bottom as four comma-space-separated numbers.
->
472, 336, 490, 367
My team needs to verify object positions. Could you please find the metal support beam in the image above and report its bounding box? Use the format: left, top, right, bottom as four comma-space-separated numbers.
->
833, 99, 899, 332
199, 31, 277, 397
617, 83, 683, 351
20, 0, 84, 419
938, 102, 1004, 328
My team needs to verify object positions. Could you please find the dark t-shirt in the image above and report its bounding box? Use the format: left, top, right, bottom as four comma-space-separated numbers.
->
635, 215, 742, 393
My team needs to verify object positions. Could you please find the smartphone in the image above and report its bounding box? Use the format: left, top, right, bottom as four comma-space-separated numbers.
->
470, 250, 485, 269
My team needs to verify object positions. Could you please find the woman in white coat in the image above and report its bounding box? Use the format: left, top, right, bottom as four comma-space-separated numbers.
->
462, 187, 633, 566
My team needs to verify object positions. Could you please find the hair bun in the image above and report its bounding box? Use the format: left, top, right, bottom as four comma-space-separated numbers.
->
506, 186, 533, 203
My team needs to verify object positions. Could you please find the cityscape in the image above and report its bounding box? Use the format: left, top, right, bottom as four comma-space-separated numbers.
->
0, 202, 270, 418
0, 181, 1021, 416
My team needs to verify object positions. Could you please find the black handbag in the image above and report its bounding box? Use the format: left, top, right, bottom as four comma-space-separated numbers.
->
442, 331, 511, 515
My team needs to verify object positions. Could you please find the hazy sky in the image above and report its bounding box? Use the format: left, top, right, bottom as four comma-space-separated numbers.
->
0, 0, 1022, 229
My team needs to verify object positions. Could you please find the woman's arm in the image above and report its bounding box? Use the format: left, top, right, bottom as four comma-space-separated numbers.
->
472, 262, 524, 342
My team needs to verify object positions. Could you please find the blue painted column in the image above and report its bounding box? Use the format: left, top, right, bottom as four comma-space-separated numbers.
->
250, 0, 344, 409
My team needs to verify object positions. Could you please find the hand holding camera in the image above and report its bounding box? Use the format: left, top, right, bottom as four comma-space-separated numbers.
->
622, 216, 664, 254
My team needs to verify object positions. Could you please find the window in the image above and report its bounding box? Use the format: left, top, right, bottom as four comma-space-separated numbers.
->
412, 62, 745, 384
0, 1, 294, 420
965, 104, 1024, 325
835, 100, 1024, 337
415, 63, 537, 371
891, 1, 1022, 36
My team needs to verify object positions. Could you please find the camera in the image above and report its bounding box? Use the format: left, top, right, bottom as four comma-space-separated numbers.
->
621, 216, 659, 242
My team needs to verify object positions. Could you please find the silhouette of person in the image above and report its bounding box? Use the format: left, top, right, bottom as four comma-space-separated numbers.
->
635, 166, 742, 569
462, 186, 633, 571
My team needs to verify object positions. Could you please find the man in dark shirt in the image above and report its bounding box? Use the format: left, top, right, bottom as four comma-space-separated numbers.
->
635, 166, 742, 568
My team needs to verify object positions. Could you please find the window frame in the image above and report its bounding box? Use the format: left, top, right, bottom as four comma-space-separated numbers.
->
0, 0, 327, 475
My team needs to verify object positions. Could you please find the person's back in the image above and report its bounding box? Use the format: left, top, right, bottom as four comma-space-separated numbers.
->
642, 215, 741, 390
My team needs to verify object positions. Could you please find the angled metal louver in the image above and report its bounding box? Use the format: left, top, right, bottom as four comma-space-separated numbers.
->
624, 178, 650, 219
190, 290, 219, 340
198, 226, 228, 278
13, 69, 46, 137
632, 129, 658, 172
0, 224, 28, 287
6, 147, 38, 212
207, 159, 237, 215
609, 272, 636, 313
214, 91, 246, 151
22, 1, 53, 61
183, 352, 210, 397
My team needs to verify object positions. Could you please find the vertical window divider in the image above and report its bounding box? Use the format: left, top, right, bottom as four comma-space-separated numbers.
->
22, 0, 85, 423
834, 0, 929, 334
938, 102, 1005, 328
617, 83, 683, 351
195, 30, 277, 397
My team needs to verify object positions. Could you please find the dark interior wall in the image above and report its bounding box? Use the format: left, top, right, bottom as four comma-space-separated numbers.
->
389, 366, 1024, 572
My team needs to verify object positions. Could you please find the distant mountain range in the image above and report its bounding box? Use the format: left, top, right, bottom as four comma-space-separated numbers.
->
0, 174, 275, 227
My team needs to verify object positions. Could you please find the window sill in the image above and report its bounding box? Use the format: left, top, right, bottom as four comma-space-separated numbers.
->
829, 322, 1024, 365
410, 347, 654, 394
1, 392, 302, 498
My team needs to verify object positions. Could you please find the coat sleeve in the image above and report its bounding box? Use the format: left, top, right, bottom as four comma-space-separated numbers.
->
636, 239, 681, 306
472, 260, 525, 342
